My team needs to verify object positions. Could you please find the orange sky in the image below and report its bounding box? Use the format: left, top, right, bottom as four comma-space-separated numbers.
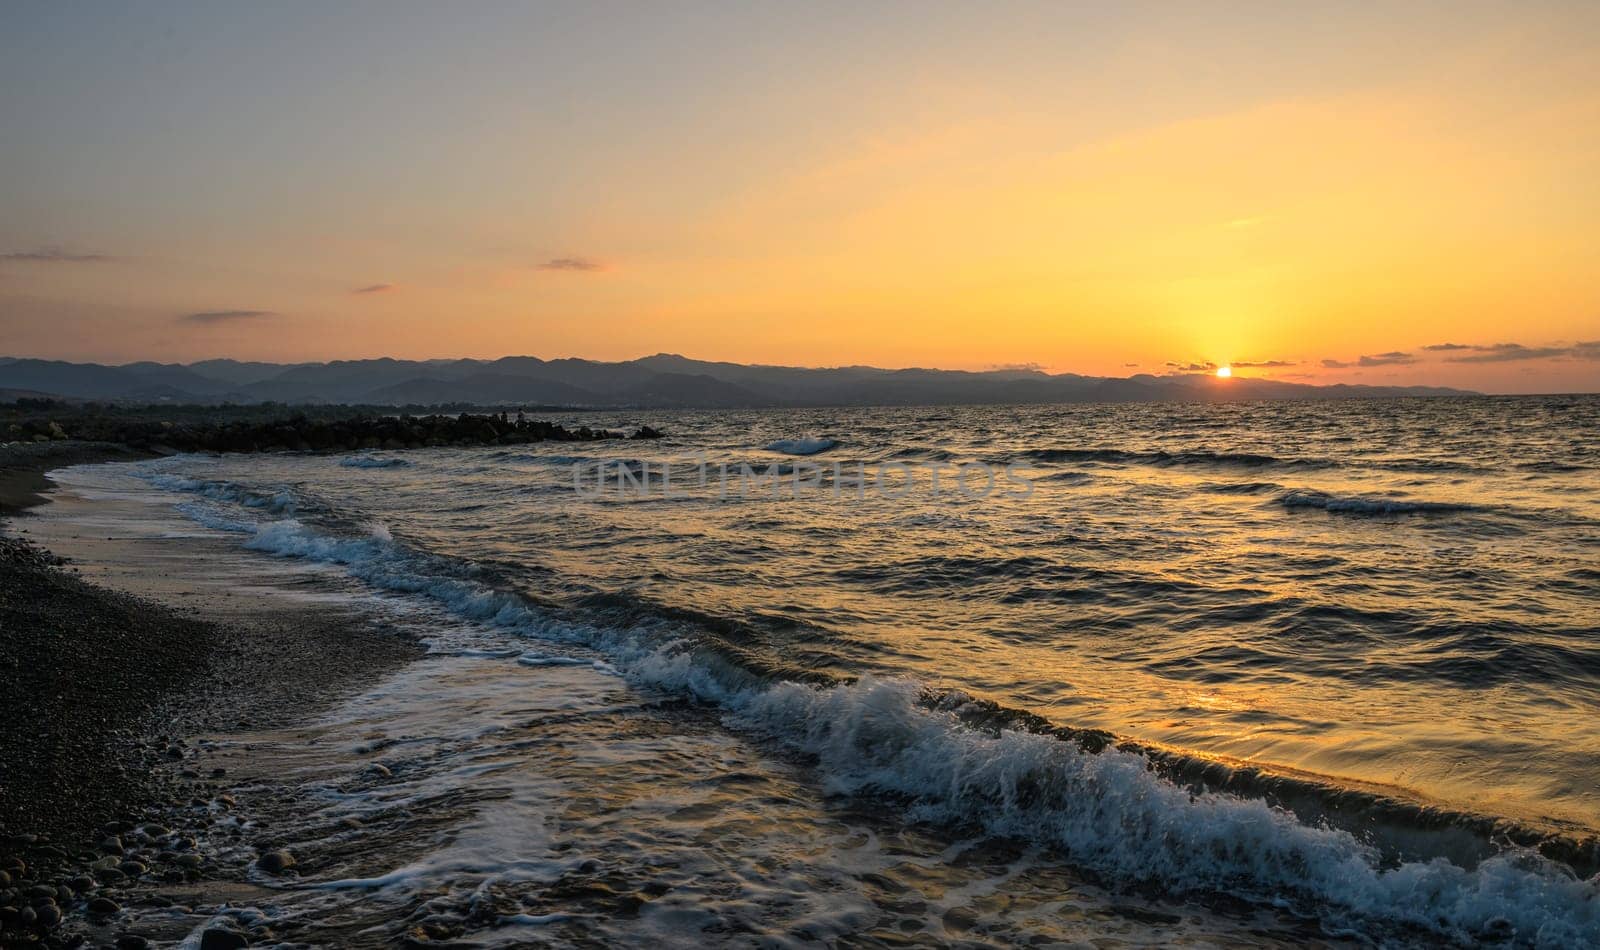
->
2, 3, 1597, 392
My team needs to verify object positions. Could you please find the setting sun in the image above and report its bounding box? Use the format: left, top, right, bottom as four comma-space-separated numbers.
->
1216, 366, 1233, 378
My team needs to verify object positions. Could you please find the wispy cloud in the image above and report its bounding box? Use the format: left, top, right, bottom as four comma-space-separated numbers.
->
1231, 359, 1298, 368
988, 362, 1045, 373
178, 309, 277, 325
1165, 360, 1217, 373
1422, 342, 1472, 352
352, 283, 393, 295
1358, 351, 1418, 367
538, 256, 605, 272
1, 246, 111, 263
1321, 358, 1353, 369
1442, 342, 1590, 363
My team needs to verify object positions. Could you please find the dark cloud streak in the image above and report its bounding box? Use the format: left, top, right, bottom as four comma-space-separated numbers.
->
538, 257, 605, 272
1443, 342, 1583, 363
1, 247, 111, 263
1359, 351, 1418, 367
178, 309, 277, 325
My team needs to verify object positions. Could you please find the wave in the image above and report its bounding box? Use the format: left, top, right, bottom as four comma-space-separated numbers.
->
766, 437, 839, 456
340, 455, 410, 469
1195, 480, 1282, 495
144, 481, 1600, 945
147, 473, 301, 517
1022, 448, 1318, 469
1278, 490, 1481, 516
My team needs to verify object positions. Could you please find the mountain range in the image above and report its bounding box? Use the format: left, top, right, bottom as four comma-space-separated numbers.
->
0, 354, 1476, 408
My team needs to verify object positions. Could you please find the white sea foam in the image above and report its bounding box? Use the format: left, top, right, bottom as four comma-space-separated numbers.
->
148, 474, 1600, 946
340, 455, 411, 469
766, 438, 838, 456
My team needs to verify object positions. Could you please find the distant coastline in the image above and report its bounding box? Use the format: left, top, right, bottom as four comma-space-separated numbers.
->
0, 353, 1485, 410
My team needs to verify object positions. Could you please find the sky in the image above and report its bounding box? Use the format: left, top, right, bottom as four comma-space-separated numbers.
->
2, 1, 1597, 393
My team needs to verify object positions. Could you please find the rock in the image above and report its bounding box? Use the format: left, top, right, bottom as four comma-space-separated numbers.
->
35, 901, 61, 928
0, 870, 9, 887
118, 860, 148, 877
365, 763, 392, 777
87, 896, 121, 914
115, 936, 151, 950
255, 850, 295, 874
99, 836, 124, 854
94, 866, 126, 883
199, 928, 249, 950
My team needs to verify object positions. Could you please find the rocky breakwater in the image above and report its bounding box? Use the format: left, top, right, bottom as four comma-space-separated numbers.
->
5, 412, 665, 456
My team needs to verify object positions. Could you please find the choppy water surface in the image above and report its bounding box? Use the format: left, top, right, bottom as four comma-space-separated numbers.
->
47, 395, 1600, 946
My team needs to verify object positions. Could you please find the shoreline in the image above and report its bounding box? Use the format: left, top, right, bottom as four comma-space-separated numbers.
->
0, 442, 424, 947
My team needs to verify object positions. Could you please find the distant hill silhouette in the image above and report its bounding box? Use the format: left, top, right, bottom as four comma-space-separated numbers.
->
0, 354, 1477, 408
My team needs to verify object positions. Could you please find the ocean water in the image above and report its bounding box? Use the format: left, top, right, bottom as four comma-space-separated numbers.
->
43, 395, 1600, 947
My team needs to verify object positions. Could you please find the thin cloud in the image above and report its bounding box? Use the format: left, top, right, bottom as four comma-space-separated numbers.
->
1123, 362, 1140, 368
1358, 351, 1418, 367
538, 256, 606, 272
1444, 342, 1573, 363
1, 247, 111, 263
988, 362, 1045, 372
1422, 342, 1472, 352
1231, 359, 1299, 368
1165, 360, 1217, 373
1321, 358, 1353, 369
178, 309, 277, 325
352, 283, 393, 295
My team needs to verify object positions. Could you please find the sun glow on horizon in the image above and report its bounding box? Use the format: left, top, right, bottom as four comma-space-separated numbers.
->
1216, 366, 1233, 378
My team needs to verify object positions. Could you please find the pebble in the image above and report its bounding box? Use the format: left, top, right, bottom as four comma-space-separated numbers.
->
199, 928, 249, 950
255, 850, 295, 874
36, 902, 62, 927
115, 935, 151, 950
87, 896, 121, 914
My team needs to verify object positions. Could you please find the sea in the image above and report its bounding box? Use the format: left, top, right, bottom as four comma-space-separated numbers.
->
38, 395, 1600, 947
